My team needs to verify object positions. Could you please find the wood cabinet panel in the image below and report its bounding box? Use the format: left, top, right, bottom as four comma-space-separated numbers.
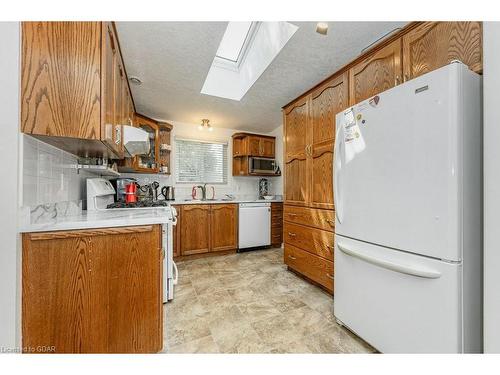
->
101, 22, 118, 155
248, 137, 261, 156
284, 156, 308, 206
402, 22, 482, 80
284, 99, 308, 160
210, 204, 238, 252
260, 138, 275, 158
21, 22, 101, 139
180, 205, 211, 255
349, 38, 402, 106
284, 205, 335, 232
285, 243, 333, 293
22, 225, 162, 353
106, 226, 162, 353
284, 222, 333, 260
311, 73, 348, 145
271, 202, 283, 247
309, 73, 348, 210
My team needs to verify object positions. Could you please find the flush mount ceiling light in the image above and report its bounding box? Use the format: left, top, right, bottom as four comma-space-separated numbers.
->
129, 76, 142, 85
316, 22, 328, 35
198, 119, 213, 132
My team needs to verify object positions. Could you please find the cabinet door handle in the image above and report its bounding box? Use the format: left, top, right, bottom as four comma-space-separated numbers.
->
326, 273, 334, 280
395, 75, 401, 85
326, 244, 333, 250
288, 232, 296, 237
288, 255, 296, 260
326, 219, 334, 226
288, 213, 297, 217
404, 74, 409, 82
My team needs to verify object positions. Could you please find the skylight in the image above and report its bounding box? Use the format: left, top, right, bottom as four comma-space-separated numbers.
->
216, 22, 253, 63
202, 22, 298, 101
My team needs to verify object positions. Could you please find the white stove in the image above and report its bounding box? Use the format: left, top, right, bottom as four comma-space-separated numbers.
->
86, 178, 178, 302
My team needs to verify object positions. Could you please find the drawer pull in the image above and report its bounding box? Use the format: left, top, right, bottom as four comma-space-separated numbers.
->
288, 255, 297, 260
288, 213, 298, 217
326, 273, 334, 280
288, 232, 296, 237
326, 244, 333, 251
326, 219, 334, 226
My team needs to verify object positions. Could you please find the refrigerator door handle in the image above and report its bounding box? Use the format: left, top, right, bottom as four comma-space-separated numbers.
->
338, 243, 442, 279
334, 122, 343, 223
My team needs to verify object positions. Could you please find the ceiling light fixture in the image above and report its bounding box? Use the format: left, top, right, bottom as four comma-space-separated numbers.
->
129, 76, 143, 85
316, 22, 328, 35
199, 119, 213, 132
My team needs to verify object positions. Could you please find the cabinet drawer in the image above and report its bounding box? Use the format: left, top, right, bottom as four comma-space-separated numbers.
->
284, 222, 333, 260
284, 205, 335, 232
284, 244, 334, 293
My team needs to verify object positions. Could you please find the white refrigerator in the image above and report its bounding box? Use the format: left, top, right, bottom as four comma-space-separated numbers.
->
333, 62, 482, 353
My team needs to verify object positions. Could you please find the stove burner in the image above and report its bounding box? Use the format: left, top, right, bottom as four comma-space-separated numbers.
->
106, 200, 170, 209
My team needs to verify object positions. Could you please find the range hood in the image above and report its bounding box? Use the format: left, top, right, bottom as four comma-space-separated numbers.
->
123, 125, 150, 156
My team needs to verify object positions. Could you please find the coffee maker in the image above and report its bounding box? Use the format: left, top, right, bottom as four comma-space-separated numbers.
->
109, 178, 137, 202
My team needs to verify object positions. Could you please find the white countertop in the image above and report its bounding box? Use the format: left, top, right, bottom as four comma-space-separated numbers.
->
170, 198, 283, 205
19, 207, 173, 233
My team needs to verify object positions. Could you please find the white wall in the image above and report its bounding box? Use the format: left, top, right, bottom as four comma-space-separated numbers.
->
483, 22, 500, 353
124, 120, 283, 200
22, 135, 91, 207
0, 22, 21, 351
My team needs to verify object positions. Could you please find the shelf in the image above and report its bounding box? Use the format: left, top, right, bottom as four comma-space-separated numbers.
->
77, 164, 121, 177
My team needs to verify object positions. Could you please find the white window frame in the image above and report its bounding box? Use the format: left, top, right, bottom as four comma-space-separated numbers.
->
174, 137, 229, 185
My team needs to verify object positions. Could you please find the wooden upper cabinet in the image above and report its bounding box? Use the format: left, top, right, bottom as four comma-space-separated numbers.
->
402, 22, 483, 81
21, 22, 134, 159
284, 97, 309, 206
180, 205, 211, 255
349, 38, 402, 106
210, 204, 238, 252
248, 136, 261, 156
21, 22, 101, 139
310, 73, 349, 210
102, 22, 119, 155
260, 138, 275, 158
284, 98, 309, 160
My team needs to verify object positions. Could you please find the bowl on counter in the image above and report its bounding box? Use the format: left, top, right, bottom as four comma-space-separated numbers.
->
262, 195, 275, 200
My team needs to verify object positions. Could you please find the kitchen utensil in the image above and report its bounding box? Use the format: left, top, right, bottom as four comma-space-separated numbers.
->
152, 181, 160, 201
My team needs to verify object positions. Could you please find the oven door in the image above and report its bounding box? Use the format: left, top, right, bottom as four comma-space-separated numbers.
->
249, 157, 276, 175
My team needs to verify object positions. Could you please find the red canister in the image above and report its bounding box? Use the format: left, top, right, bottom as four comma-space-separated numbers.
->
125, 182, 137, 203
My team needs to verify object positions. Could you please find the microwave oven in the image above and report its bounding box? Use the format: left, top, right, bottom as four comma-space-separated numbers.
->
249, 157, 276, 175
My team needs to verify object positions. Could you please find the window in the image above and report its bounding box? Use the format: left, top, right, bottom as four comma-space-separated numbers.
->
175, 138, 228, 184
215, 22, 254, 63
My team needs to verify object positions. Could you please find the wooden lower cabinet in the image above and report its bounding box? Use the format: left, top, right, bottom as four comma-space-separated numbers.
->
210, 204, 238, 252
180, 205, 211, 255
285, 243, 334, 293
283, 205, 335, 232
179, 204, 238, 256
283, 204, 334, 293
271, 202, 283, 247
284, 222, 333, 260
22, 225, 163, 353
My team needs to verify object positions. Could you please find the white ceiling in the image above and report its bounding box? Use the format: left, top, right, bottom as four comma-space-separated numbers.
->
116, 21, 407, 132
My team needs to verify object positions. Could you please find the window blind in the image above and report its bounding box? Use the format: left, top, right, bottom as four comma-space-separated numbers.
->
175, 138, 228, 184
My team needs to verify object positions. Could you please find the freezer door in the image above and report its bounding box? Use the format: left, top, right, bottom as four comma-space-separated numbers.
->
334, 64, 477, 261
334, 235, 463, 353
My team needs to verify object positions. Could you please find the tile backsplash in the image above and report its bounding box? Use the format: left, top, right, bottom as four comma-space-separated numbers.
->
21, 135, 91, 207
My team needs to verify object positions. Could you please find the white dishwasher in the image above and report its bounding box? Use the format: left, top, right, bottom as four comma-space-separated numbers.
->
238, 202, 271, 250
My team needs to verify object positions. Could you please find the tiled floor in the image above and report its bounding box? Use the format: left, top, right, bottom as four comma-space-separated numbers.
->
163, 247, 375, 354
